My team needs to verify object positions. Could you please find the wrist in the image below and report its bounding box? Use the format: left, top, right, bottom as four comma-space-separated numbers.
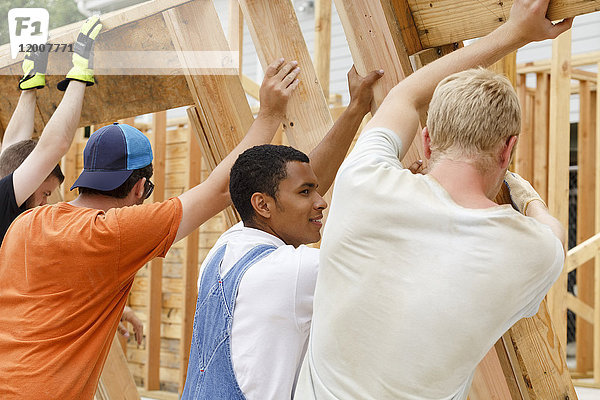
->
495, 21, 529, 49
257, 109, 284, 124
524, 198, 547, 216
346, 100, 369, 118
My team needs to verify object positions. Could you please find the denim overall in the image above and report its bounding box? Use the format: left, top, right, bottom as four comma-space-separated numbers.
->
181, 244, 277, 400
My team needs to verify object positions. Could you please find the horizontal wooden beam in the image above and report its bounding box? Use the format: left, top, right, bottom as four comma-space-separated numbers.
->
407, 0, 600, 48
518, 51, 600, 74
566, 292, 595, 324
567, 232, 600, 273
571, 68, 597, 83
0, 0, 197, 136
241, 74, 260, 100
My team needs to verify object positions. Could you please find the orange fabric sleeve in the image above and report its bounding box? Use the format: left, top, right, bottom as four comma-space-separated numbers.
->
111, 197, 183, 283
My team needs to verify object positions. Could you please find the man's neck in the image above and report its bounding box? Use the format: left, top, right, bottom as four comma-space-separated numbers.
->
68, 194, 128, 212
243, 219, 290, 245
428, 159, 500, 209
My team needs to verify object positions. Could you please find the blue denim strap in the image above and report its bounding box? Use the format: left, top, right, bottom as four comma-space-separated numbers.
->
221, 244, 277, 314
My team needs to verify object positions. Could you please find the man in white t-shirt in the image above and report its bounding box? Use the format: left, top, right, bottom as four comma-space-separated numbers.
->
295, 1, 571, 399
180, 67, 387, 399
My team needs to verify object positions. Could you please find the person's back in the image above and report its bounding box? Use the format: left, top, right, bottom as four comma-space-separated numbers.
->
296, 1, 570, 398
303, 150, 563, 398
0, 199, 180, 398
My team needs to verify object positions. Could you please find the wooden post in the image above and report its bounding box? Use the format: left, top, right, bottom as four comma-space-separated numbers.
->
179, 120, 202, 393
238, 0, 333, 154
533, 73, 550, 202
144, 111, 167, 390
163, 0, 254, 229
333, 0, 424, 167
576, 79, 596, 374
96, 335, 140, 400
547, 29, 572, 351
228, 0, 243, 73
515, 73, 534, 182
469, 345, 514, 399
314, 0, 332, 98
490, 52, 517, 85
62, 127, 85, 202
594, 63, 600, 383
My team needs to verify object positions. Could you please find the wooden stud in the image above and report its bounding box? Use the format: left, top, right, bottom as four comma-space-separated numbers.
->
333, 0, 424, 166
187, 107, 241, 228
547, 29, 572, 352
315, 0, 332, 99
238, 0, 340, 224
241, 75, 260, 100
178, 121, 202, 393
594, 63, 600, 383
228, 0, 244, 72
567, 232, 600, 273
62, 127, 84, 202
533, 73, 550, 202
567, 293, 595, 324
96, 335, 140, 400
503, 301, 577, 398
163, 0, 254, 229
515, 73, 534, 182
238, 0, 333, 155
519, 51, 600, 74
571, 68, 597, 83
576, 79, 596, 374
469, 345, 514, 399
490, 52, 517, 86
163, 1, 254, 151
145, 111, 167, 390
405, 0, 600, 48
386, 0, 424, 56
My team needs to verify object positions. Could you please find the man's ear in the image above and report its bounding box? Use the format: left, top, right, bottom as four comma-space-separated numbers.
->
132, 178, 146, 200
250, 192, 272, 219
422, 127, 432, 160
500, 135, 518, 169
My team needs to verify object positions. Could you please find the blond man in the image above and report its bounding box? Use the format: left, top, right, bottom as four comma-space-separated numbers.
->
295, 0, 570, 399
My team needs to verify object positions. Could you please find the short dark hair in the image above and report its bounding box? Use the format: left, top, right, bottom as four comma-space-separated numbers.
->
0, 139, 65, 183
230, 144, 310, 222
78, 163, 153, 199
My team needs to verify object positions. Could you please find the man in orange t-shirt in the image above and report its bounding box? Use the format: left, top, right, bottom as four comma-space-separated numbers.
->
0, 58, 300, 399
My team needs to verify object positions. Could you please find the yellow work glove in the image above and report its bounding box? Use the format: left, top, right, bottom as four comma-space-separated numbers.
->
57, 15, 103, 91
19, 47, 49, 90
504, 171, 546, 214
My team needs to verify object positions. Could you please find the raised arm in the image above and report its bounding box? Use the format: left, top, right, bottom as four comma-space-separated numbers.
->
12, 82, 85, 206
175, 59, 300, 242
1, 91, 36, 156
11, 17, 102, 207
309, 66, 383, 195
364, 0, 573, 161
0, 48, 50, 156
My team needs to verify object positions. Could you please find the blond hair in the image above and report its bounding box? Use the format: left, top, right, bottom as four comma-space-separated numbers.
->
426, 68, 521, 171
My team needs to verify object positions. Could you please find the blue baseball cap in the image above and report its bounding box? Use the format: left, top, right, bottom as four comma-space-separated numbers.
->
70, 123, 153, 191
